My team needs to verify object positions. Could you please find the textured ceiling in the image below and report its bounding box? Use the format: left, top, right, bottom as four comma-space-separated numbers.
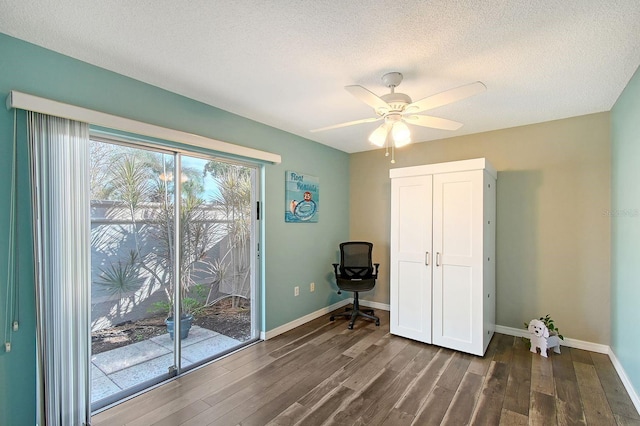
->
1, 1, 640, 153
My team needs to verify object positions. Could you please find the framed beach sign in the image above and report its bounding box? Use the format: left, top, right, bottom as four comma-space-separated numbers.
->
285, 170, 319, 223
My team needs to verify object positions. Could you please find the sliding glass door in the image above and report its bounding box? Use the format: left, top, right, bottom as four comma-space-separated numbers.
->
172, 154, 258, 369
89, 137, 259, 409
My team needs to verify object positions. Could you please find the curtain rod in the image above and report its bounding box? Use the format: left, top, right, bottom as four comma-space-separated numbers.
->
5, 90, 281, 164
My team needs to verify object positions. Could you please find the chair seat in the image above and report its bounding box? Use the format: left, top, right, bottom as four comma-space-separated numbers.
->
336, 277, 376, 292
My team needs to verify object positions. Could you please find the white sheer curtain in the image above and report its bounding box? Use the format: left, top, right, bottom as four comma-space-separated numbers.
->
28, 112, 92, 426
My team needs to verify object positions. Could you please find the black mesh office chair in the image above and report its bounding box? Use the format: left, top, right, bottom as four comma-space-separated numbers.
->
331, 241, 380, 329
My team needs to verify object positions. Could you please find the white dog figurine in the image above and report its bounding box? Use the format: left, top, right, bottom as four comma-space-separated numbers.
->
528, 319, 561, 357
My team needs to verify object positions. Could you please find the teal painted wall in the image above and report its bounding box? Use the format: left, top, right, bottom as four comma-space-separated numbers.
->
0, 33, 349, 424
611, 64, 640, 401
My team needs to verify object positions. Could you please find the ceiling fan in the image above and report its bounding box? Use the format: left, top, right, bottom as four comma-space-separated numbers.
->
311, 72, 486, 161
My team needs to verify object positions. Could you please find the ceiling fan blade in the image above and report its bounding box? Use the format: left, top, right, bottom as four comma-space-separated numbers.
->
310, 116, 382, 133
405, 81, 486, 114
345, 85, 390, 111
404, 115, 463, 131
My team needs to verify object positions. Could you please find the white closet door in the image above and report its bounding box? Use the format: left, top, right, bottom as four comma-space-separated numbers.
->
432, 171, 484, 354
390, 175, 432, 342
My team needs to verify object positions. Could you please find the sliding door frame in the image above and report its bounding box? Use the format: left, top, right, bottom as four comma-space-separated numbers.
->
90, 132, 262, 410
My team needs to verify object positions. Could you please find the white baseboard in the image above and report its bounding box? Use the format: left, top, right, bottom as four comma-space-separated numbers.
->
260, 299, 351, 340
359, 299, 390, 311
494, 325, 530, 340
260, 298, 389, 340
494, 324, 610, 354
608, 348, 640, 414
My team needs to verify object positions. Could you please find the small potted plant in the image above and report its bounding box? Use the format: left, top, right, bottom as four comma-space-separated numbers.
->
153, 284, 207, 340
524, 314, 564, 340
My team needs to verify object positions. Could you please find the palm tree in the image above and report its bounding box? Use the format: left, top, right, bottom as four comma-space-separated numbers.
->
92, 144, 253, 324
206, 163, 252, 308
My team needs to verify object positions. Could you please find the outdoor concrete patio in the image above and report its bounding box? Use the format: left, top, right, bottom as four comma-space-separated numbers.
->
91, 325, 241, 403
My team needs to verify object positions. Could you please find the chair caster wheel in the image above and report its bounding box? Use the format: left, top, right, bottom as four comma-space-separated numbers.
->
375, 320, 380, 326
330, 316, 335, 321
348, 324, 354, 330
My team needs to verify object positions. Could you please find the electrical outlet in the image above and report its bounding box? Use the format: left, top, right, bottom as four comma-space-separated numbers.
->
310, 282, 315, 292
294, 286, 299, 297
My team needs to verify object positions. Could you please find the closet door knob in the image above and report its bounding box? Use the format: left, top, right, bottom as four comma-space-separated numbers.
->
436, 252, 441, 267
425, 252, 430, 266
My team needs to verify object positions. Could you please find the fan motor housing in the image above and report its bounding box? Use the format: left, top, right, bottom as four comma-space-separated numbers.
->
380, 92, 412, 114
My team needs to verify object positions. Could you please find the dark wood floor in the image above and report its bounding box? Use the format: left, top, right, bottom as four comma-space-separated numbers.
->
92, 309, 640, 426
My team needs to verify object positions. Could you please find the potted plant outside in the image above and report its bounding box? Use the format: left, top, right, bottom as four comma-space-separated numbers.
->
156, 284, 208, 340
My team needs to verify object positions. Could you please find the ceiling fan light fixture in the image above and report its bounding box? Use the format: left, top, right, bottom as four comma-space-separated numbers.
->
392, 121, 411, 147
368, 123, 389, 147
312, 72, 485, 163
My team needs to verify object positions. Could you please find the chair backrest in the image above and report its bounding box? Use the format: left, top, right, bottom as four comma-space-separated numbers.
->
339, 241, 374, 279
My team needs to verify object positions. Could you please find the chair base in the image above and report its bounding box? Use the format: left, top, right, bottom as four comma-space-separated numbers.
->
330, 292, 380, 329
